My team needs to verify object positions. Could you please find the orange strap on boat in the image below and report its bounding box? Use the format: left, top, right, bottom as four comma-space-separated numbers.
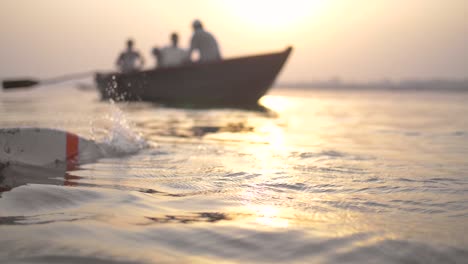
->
66, 132, 79, 161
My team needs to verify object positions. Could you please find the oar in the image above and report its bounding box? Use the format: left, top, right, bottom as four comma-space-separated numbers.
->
0, 128, 103, 168
2, 71, 95, 90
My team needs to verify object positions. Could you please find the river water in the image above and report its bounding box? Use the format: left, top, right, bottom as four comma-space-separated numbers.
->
1, 85, 467, 263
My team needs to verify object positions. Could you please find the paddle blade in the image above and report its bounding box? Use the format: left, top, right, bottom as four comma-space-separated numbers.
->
2, 79, 39, 89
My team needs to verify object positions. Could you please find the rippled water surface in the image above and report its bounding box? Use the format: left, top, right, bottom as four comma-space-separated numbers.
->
1, 85, 468, 263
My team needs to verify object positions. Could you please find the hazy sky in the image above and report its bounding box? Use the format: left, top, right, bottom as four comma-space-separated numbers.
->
0, 0, 466, 82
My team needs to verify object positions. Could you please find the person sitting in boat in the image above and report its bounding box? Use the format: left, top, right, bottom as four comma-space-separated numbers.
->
116, 39, 145, 73
151, 47, 162, 68
157, 33, 189, 67
188, 20, 221, 63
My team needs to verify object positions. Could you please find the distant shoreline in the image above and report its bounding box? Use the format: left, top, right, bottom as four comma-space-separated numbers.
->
275, 79, 468, 92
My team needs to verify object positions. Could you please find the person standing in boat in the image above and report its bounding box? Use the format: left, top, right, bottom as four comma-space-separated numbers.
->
188, 20, 221, 63
157, 33, 189, 67
116, 39, 145, 73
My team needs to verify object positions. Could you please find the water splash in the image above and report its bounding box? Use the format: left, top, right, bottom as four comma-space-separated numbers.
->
90, 100, 148, 157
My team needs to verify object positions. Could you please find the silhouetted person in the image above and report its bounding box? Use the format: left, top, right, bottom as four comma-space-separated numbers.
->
116, 39, 145, 73
151, 47, 162, 68
158, 33, 188, 67
188, 20, 221, 63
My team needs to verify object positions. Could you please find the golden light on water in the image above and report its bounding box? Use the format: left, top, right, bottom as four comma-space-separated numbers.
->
260, 95, 294, 113
253, 206, 289, 228
257, 122, 286, 151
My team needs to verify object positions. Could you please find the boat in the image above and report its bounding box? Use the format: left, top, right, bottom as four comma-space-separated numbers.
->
95, 47, 292, 107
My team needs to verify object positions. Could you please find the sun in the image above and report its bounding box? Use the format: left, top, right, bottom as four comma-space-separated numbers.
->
221, 0, 327, 31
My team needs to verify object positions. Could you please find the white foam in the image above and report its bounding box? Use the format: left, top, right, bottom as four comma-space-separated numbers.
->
91, 100, 148, 157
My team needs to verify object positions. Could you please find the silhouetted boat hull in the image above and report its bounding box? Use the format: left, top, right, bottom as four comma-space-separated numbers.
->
95, 47, 292, 107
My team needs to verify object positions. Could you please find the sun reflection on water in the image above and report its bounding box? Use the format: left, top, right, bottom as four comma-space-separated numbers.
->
257, 123, 285, 150
253, 205, 289, 228
260, 95, 295, 113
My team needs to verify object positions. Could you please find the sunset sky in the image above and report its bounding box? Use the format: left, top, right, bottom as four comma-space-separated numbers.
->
0, 0, 466, 82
